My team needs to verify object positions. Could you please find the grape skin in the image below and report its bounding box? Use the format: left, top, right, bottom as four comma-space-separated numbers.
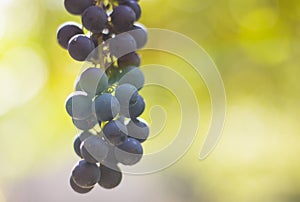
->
57, 23, 83, 49
78, 67, 108, 95
65, 91, 93, 120
70, 176, 94, 194
114, 137, 143, 165
127, 119, 149, 143
110, 5, 136, 33
98, 164, 122, 189
94, 93, 120, 122
73, 131, 93, 159
64, 0, 95, 15
108, 33, 137, 58
82, 6, 108, 34
119, 0, 141, 21
72, 115, 98, 131
103, 120, 127, 146
115, 83, 139, 109
118, 66, 145, 90
72, 160, 101, 188
80, 135, 109, 163
68, 35, 95, 61
117, 52, 141, 68
129, 25, 148, 49
129, 94, 145, 118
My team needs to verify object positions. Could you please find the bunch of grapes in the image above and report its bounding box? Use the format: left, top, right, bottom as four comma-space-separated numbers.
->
56, 0, 149, 194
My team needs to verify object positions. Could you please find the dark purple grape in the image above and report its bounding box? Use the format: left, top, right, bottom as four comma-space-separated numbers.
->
102, 145, 119, 168
127, 119, 149, 143
65, 91, 93, 120
129, 25, 147, 49
68, 35, 95, 61
64, 0, 95, 15
129, 95, 145, 118
117, 52, 141, 68
119, 66, 144, 90
110, 5, 136, 33
72, 160, 100, 188
73, 131, 93, 158
108, 33, 137, 58
80, 135, 109, 163
103, 120, 127, 146
94, 93, 120, 122
115, 84, 138, 109
70, 176, 94, 194
98, 164, 122, 189
114, 137, 143, 165
57, 23, 83, 49
72, 115, 97, 131
119, 0, 141, 20
78, 67, 108, 95
82, 6, 108, 34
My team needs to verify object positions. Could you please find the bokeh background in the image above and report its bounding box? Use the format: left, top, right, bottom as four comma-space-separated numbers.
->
1, 0, 300, 201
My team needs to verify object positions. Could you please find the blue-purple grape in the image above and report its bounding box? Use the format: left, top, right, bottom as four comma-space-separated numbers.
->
72, 160, 100, 188
94, 93, 120, 122
68, 35, 95, 61
70, 176, 94, 194
114, 137, 143, 165
117, 52, 141, 68
119, 0, 141, 20
80, 135, 109, 163
57, 23, 83, 49
110, 5, 136, 33
78, 67, 108, 95
119, 66, 144, 90
65, 91, 93, 120
64, 0, 95, 15
98, 164, 122, 189
82, 6, 108, 34
127, 119, 149, 143
103, 120, 127, 146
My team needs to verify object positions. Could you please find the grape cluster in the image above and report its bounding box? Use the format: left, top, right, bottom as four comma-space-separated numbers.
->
56, 0, 149, 194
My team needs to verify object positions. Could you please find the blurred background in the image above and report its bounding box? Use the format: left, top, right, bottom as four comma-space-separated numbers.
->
1, 0, 300, 201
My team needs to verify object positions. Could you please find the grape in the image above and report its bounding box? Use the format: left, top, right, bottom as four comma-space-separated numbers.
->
70, 176, 94, 194
78, 67, 108, 95
108, 33, 137, 58
102, 145, 119, 168
65, 91, 93, 120
127, 119, 149, 143
120, 94, 145, 118
57, 23, 83, 49
82, 6, 108, 34
128, 95, 145, 118
119, 66, 145, 90
115, 84, 138, 109
94, 93, 120, 122
110, 5, 136, 33
114, 137, 143, 165
117, 52, 141, 68
73, 131, 92, 158
72, 115, 98, 131
68, 35, 95, 61
64, 0, 95, 15
81, 135, 109, 163
119, 0, 141, 21
98, 164, 122, 189
103, 120, 127, 146
72, 160, 100, 188
129, 25, 147, 49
